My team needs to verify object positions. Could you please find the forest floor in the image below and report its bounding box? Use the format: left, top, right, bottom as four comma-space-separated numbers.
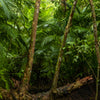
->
30, 81, 100, 100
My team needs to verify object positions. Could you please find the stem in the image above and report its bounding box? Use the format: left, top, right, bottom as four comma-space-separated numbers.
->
89, 0, 100, 100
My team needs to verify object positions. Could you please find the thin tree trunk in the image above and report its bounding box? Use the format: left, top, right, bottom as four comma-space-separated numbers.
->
51, 0, 78, 95
89, 0, 100, 100
19, 0, 41, 98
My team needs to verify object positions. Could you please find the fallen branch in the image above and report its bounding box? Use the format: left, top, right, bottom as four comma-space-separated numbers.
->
55, 76, 93, 96
34, 76, 93, 100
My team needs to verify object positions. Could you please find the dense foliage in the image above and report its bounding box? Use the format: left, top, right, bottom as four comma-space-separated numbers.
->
0, 0, 100, 90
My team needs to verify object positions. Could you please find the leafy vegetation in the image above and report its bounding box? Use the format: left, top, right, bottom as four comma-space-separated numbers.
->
0, 0, 100, 99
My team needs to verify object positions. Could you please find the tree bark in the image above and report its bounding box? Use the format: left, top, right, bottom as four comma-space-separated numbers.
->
89, 0, 100, 100
51, 0, 78, 94
19, 0, 41, 99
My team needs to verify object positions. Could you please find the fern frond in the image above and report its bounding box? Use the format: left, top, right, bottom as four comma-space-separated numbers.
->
0, 0, 10, 18
41, 35, 56, 47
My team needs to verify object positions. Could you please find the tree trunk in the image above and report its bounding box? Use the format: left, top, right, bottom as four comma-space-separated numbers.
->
51, 0, 78, 94
19, 0, 41, 99
89, 0, 100, 100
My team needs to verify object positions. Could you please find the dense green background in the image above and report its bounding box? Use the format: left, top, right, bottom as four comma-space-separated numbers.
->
0, 0, 100, 90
